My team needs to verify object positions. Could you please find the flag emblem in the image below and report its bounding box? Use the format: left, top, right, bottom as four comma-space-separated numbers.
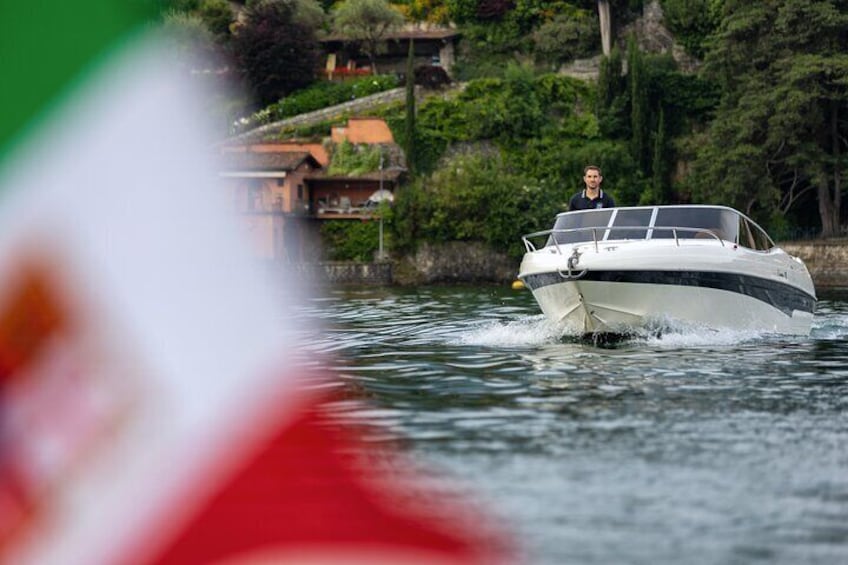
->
0, 253, 134, 550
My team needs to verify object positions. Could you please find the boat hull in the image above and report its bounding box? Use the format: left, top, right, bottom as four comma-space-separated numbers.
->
519, 241, 817, 336
523, 273, 814, 336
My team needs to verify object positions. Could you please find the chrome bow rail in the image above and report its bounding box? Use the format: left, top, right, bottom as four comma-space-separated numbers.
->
522, 226, 726, 254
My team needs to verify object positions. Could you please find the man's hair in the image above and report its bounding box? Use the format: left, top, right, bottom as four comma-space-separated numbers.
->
584, 165, 602, 175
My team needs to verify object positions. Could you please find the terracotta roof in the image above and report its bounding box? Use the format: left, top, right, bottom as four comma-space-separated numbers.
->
219, 151, 318, 172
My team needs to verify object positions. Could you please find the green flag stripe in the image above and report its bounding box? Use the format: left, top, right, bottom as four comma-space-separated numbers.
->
0, 2, 156, 163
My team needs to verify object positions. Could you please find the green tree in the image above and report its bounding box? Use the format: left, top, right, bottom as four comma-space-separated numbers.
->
384, 70, 649, 255
690, 0, 848, 235
291, 0, 328, 28
321, 218, 388, 261
405, 37, 416, 175
597, 35, 718, 205
394, 0, 451, 24
198, 0, 234, 40
660, 0, 723, 58
231, 0, 322, 107
161, 10, 220, 67
500, 64, 546, 142
627, 35, 649, 172
595, 47, 628, 138
396, 151, 534, 256
444, 0, 478, 24
531, 10, 600, 68
332, 0, 405, 73
649, 105, 670, 203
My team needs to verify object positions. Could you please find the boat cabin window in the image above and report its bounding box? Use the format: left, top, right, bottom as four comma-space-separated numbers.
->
547, 209, 614, 245
738, 218, 774, 251
652, 207, 738, 242
751, 222, 774, 250
609, 208, 653, 240
542, 206, 767, 248
737, 218, 756, 248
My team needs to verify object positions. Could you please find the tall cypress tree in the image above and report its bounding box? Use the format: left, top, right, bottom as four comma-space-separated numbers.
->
651, 106, 669, 204
405, 37, 415, 176
627, 36, 649, 173
596, 47, 627, 138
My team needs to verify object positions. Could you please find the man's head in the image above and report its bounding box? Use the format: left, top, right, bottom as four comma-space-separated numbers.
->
583, 165, 603, 192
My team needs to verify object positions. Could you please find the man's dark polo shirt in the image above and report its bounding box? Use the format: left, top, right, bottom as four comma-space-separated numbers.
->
569, 189, 616, 211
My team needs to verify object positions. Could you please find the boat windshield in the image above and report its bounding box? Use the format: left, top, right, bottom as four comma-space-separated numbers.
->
547, 209, 614, 245
652, 207, 738, 242
545, 206, 775, 250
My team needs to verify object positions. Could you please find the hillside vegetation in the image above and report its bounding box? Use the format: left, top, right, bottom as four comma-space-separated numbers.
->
164, 0, 848, 261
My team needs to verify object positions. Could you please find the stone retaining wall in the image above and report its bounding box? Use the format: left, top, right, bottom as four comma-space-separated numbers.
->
392, 241, 517, 285
289, 241, 848, 290
230, 87, 417, 142
781, 240, 848, 289
291, 261, 393, 286
288, 242, 516, 287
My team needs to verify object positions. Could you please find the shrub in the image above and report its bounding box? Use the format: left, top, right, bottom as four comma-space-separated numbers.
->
320, 204, 393, 260
531, 12, 600, 68
327, 140, 382, 176
198, 0, 234, 40
394, 151, 536, 258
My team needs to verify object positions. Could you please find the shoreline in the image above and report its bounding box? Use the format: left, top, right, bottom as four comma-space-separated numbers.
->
300, 239, 847, 292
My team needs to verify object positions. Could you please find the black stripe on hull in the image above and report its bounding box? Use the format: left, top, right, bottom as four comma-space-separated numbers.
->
521, 270, 816, 316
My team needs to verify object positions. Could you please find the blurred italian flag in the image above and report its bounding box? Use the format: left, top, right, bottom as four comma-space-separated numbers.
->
0, 2, 509, 564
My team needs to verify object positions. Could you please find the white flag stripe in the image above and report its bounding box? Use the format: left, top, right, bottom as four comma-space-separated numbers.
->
0, 35, 307, 565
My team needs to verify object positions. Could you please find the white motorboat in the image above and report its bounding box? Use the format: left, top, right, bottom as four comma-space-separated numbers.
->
518, 205, 817, 337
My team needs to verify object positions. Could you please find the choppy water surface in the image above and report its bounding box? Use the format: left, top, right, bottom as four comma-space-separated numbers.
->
297, 286, 848, 565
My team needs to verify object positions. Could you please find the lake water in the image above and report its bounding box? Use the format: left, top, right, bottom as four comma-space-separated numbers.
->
296, 285, 848, 565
